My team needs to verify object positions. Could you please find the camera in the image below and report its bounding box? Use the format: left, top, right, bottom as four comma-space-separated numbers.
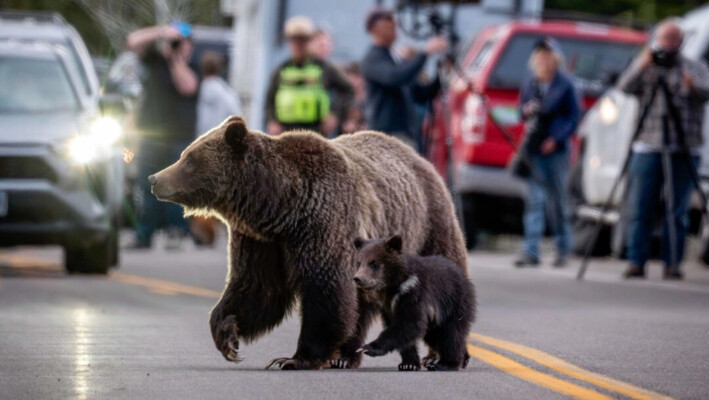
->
170, 39, 182, 50
651, 47, 679, 68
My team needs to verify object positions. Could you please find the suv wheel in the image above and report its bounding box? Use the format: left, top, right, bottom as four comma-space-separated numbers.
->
109, 214, 120, 267
65, 239, 110, 275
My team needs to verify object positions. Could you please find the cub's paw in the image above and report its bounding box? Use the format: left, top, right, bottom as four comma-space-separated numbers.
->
357, 344, 386, 357
421, 350, 439, 369
265, 357, 320, 370
426, 363, 459, 372
212, 315, 241, 363
398, 362, 421, 371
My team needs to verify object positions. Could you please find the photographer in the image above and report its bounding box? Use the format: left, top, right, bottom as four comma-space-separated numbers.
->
361, 7, 447, 151
514, 38, 580, 268
125, 22, 199, 249
617, 20, 709, 280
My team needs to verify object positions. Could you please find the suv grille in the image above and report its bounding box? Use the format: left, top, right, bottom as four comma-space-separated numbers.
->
0, 156, 58, 183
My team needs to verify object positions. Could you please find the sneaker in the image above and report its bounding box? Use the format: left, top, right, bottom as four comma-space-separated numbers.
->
623, 265, 645, 279
123, 239, 151, 250
514, 255, 539, 268
552, 255, 567, 268
165, 227, 185, 251
663, 269, 684, 280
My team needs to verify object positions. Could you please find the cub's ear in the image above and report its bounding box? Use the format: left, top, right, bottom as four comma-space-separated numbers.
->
385, 235, 402, 253
224, 117, 248, 154
353, 237, 365, 250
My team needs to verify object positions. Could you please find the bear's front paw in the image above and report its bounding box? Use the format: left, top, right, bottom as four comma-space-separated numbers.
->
212, 315, 241, 363
357, 343, 386, 357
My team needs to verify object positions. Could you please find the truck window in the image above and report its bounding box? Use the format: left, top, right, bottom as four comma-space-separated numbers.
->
467, 39, 495, 74
489, 33, 641, 95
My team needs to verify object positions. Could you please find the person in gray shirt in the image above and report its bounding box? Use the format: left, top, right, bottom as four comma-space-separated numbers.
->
196, 51, 241, 136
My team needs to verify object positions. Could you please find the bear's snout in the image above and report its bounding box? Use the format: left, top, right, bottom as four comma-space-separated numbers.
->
148, 174, 157, 185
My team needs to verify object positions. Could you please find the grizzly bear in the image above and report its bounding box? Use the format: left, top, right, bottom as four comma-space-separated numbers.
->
148, 116, 467, 370
353, 235, 475, 371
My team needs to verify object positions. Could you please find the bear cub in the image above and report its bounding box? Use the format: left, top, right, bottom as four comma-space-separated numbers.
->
353, 235, 476, 371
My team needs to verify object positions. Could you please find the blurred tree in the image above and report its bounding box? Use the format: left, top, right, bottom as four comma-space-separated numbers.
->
0, 0, 225, 56
546, 0, 706, 22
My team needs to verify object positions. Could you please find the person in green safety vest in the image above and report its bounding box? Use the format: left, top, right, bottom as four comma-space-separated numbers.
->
265, 16, 354, 137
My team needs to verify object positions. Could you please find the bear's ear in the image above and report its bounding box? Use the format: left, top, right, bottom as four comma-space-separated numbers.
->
353, 237, 365, 250
224, 117, 248, 155
385, 235, 402, 253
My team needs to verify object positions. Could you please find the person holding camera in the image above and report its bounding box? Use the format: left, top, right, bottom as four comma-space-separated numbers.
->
126, 22, 199, 249
360, 7, 447, 151
514, 38, 581, 268
617, 20, 709, 280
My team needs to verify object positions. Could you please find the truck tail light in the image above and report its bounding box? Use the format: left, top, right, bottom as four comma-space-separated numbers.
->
460, 95, 487, 144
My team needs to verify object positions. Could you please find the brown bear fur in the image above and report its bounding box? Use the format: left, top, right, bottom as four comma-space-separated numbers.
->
149, 116, 467, 370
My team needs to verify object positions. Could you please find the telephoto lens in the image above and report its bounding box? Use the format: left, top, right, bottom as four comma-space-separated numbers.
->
170, 39, 182, 50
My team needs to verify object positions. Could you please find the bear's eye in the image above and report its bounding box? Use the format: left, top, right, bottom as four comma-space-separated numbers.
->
368, 261, 378, 270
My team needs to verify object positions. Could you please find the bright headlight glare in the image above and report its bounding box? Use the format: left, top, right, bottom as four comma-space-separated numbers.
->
90, 117, 123, 145
599, 96, 619, 125
68, 135, 98, 165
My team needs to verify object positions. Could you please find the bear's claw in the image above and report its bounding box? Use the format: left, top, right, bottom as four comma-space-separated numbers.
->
213, 315, 242, 363
329, 359, 349, 369
398, 363, 420, 371
265, 357, 320, 370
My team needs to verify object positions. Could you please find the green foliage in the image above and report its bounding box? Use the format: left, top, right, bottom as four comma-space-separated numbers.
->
0, 0, 225, 57
546, 0, 705, 21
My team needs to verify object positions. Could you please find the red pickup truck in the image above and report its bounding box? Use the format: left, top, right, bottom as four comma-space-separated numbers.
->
427, 20, 647, 248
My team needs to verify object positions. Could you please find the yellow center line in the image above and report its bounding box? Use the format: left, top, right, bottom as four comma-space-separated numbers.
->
471, 333, 676, 400
108, 272, 675, 400
110, 272, 221, 299
467, 343, 613, 400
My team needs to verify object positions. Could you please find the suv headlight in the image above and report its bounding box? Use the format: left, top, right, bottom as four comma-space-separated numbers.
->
65, 117, 123, 165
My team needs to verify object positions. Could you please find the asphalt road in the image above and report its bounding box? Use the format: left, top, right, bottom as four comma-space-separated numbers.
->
1, 235, 708, 400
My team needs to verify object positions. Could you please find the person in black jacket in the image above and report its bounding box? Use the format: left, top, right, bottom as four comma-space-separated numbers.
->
361, 8, 447, 150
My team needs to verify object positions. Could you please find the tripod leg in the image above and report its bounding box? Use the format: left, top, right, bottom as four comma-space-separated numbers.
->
661, 149, 678, 273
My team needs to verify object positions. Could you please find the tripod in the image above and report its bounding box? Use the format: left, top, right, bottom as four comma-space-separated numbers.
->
577, 75, 709, 280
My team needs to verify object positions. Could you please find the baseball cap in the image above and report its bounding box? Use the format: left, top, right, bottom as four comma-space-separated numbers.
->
284, 16, 315, 39
533, 36, 563, 56
171, 21, 193, 38
365, 7, 394, 32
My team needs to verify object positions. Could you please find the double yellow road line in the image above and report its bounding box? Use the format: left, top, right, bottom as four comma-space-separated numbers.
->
468, 333, 675, 400
112, 272, 675, 400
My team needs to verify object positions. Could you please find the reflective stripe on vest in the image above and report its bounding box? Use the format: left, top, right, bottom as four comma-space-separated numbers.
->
275, 62, 330, 124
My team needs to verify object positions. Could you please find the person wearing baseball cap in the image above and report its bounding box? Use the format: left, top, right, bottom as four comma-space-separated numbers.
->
514, 36, 580, 268
265, 16, 354, 137
360, 7, 448, 151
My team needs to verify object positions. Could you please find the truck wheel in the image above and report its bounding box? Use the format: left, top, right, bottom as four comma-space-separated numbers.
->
65, 239, 110, 275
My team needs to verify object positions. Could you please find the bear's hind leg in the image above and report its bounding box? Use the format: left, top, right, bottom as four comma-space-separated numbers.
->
424, 324, 465, 372
398, 345, 421, 371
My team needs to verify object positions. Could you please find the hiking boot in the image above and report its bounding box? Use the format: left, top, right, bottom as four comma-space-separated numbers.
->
514, 255, 539, 268
552, 255, 567, 268
623, 265, 645, 279
663, 269, 684, 280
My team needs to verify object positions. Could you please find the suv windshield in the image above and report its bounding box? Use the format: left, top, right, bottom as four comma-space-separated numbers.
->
489, 33, 642, 95
0, 57, 78, 113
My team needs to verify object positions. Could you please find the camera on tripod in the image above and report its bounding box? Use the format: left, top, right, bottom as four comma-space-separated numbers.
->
651, 45, 679, 68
